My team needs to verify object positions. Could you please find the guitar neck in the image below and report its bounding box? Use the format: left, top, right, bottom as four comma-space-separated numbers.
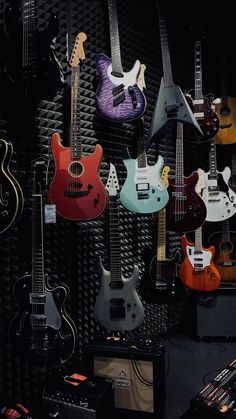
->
220, 58, 229, 108
194, 41, 203, 100
159, 16, 174, 87
194, 227, 203, 253
109, 196, 122, 285
108, 0, 123, 75
156, 208, 166, 261
70, 67, 82, 160
137, 118, 147, 168
22, 0, 36, 69
32, 194, 45, 295
175, 121, 184, 184
209, 140, 218, 178
222, 219, 230, 243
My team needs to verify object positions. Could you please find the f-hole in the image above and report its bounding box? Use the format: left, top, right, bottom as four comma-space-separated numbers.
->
69, 162, 83, 177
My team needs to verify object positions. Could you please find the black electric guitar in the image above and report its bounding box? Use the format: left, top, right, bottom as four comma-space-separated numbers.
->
146, 2, 203, 147
139, 204, 183, 303
184, 40, 219, 143
9, 161, 77, 369
0, 139, 24, 234
4, 0, 64, 99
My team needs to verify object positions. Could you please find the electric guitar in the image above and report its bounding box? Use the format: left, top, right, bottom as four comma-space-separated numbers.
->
178, 229, 221, 292
0, 139, 24, 234
9, 160, 77, 369
94, 163, 144, 331
95, 0, 146, 122
200, 140, 236, 222
213, 58, 236, 145
178, 168, 221, 291
4, 0, 64, 98
139, 166, 183, 303
49, 33, 108, 221
146, 4, 202, 147
209, 219, 236, 282
120, 117, 169, 213
184, 40, 219, 143
229, 151, 236, 193
166, 121, 207, 233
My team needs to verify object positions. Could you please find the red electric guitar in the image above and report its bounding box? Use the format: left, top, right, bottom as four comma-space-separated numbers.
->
49, 33, 108, 220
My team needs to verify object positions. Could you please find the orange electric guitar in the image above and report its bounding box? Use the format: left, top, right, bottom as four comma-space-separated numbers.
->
178, 169, 221, 291
49, 33, 108, 220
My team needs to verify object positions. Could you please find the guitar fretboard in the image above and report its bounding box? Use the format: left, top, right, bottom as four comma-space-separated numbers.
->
194, 41, 203, 100
108, 0, 123, 75
109, 196, 122, 285
195, 227, 203, 253
22, 0, 36, 70
70, 67, 82, 160
137, 118, 147, 168
159, 17, 174, 87
209, 140, 218, 178
222, 219, 230, 243
175, 121, 184, 185
32, 194, 45, 295
156, 208, 166, 261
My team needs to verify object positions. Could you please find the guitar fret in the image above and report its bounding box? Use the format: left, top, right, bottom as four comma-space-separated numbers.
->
159, 18, 174, 87
194, 41, 203, 100
175, 122, 184, 185
108, 0, 123, 75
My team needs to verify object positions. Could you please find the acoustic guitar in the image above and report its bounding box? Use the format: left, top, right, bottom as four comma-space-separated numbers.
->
209, 219, 236, 282
49, 33, 108, 221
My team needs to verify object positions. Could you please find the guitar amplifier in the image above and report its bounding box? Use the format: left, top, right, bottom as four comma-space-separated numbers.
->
85, 336, 166, 418
42, 373, 114, 419
195, 284, 236, 340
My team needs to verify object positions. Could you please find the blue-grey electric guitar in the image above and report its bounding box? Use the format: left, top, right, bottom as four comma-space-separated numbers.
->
146, 3, 203, 147
94, 163, 144, 331
120, 117, 169, 213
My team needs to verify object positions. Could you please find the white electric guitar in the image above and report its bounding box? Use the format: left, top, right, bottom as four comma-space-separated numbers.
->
198, 141, 236, 221
94, 163, 144, 331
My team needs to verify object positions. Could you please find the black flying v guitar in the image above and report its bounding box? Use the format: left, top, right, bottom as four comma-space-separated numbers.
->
9, 160, 77, 369
147, 2, 203, 147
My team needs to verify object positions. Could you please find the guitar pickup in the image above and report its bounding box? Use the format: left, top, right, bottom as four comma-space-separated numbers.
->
138, 192, 149, 200
193, 112, 204, 118
112, 84, 124, 95
194, 263, 204, 268
136, 183, 149, 191
208, 199, 220, 202
208, 186, 219, 192
113, 92, 125, 107
166, 103, 177, 117
30, 314, 47, 325
64, 190, 89, 197
30, 294, 46, 304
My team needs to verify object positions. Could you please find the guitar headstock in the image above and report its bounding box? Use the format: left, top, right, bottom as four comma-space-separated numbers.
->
161, 165, 170, 187
137, 64, 146, 91
106, 163, 120, 196
32, 159, 48, 195
69, 32, 87, 68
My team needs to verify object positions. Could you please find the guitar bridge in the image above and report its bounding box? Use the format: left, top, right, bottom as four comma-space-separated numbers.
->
113, 93, 125, 107
64, 190, 89, 198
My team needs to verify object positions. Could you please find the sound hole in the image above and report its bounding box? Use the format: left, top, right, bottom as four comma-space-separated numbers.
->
221, 241, 233, 252
69, 162, 83, 177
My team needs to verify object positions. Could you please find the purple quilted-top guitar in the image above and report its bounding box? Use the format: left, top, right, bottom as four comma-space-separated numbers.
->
95, 0, 146, 122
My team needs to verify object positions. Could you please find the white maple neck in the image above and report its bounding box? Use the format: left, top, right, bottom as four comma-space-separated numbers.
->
194, 41, 203, 100
70, 66, 82, 160
156, 208, 166, 261
175, 121, 184, 185
194, 227, 203, 254
159, 16, 174, 87
108, 0, 123, 76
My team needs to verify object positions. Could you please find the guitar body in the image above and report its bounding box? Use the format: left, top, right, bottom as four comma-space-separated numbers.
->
95, 53, 146, 122
178, 235, 221, 291
229, 175, 236, 193
201, 167, 236, 222
209, 232, 236, 282
214, 97, 236, 145
0, 139, 24, 234
139, 249, 183, 304
9, 274, 77, 369
120, 148, 169, 213
147, 79, 202, 146
166, 171, 207, 233
4, 6, 64, 98
49, 132, 108, 220
94, 258, 144, 331
184, 95, 219, 143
